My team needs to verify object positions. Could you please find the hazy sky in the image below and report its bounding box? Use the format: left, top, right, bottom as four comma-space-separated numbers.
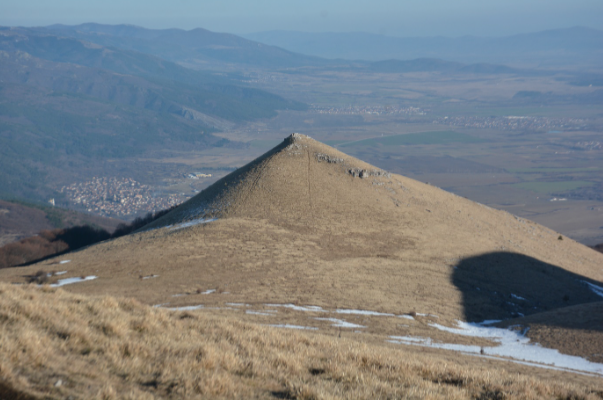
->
1, 0, 602, 37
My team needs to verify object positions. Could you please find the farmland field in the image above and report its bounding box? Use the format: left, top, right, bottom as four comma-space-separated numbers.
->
513, 181, 595, 193
339, 130, 481, 147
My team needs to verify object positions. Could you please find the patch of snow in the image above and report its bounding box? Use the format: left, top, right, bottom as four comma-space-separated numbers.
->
268, 324, 318, 331
477, 320, 501, 325
172, 294, 187, 297
50, 276, 97, 287
170, 218, 217, 231
246, 310, 275, 316
475, 353, 599, 377
153, 303, 169, 308
226, 303, 250, 307
200, 289, 216, 295
142, 275, 159, 280
390, 336, 434, 345
581, 281, 603, 297
59, 260, 71, 264
266, 304, 326, 312
46, 271, 68, 277
168, 305, 204, 311
315, 318, 366, 329
398, 315, 415, 320
511, 294, 526, 301
416, 313, 438, 318
429, 321, 521, 339
390, 320, 603, 375
335, 309, 394, 317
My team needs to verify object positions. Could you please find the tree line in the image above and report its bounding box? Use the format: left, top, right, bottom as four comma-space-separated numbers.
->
0, 206, 176, 269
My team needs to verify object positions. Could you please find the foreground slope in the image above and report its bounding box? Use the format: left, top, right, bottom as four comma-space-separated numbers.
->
1, 283, 601, 400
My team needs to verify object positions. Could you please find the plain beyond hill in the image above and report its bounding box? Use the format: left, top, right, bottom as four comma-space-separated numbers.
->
244, 27, 603, 69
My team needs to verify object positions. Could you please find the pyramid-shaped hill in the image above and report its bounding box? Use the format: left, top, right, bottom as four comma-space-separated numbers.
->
2, 134, 601, 329
142, 132, 399, 230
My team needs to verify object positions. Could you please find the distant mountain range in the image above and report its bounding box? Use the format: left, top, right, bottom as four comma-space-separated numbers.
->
245, 27, 603, 69
0, 27, 306, 115
37, 23, 331, 69
0, 27, 307, 201
17, 23, 599, 77
28, 23, 601, 77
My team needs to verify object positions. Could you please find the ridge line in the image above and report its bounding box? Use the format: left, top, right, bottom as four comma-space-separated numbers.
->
307, 148, 313, 212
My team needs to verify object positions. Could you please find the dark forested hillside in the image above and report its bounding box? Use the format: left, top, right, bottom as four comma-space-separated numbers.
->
0, 28, 307, 203
0, 29, 307, 117
0, 199, 122, 247
38, 23, 330, 68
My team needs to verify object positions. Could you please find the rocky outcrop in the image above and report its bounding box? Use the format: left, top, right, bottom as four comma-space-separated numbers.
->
315, 153, 344, 164
348, 168, 391, 179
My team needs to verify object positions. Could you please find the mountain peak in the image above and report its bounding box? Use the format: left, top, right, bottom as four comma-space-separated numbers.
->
143, 133, 391, 230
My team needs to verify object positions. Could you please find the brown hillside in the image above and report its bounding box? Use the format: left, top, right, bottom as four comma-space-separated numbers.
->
0, 133, 600, 346
0, 199, 122, 247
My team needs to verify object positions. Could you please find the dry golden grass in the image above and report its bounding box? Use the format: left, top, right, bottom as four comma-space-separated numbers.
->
4, 136, 599, 307
0, 134, 601, 398
0, 282, 601, 400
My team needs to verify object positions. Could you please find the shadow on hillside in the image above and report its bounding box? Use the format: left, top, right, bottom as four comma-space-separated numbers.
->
497, 302, 603, 333
452, 251, 602, 326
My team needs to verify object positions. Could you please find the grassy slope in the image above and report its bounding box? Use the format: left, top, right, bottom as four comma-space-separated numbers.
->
0, 135, 600, 397
1, 136, 599, 349
0, 282, 601, 400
